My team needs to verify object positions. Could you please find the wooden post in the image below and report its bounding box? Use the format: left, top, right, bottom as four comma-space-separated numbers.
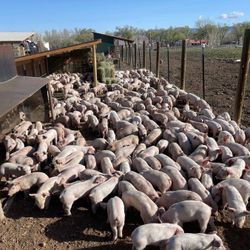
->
149, 45, 152, 71
47, 83, 55, 123
180, 39, 187, 90
125, 45, 127, 63
143, 41, 146, 68
127, 44, 129, 64
121, 45, 124, 62
201, 44, 206, 99
45, 56, 49, 75
134, 43, 137, 68
130, 44, 133, 66
167, 44, 170, 82
138, 46, 141, 68
156, 42, 160, 77
92, 44, 98, 87
234, 29, 250, 124
31, 59, 35, 76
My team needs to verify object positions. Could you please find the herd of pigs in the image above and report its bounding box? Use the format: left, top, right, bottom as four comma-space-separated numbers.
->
1, 69, 250, 250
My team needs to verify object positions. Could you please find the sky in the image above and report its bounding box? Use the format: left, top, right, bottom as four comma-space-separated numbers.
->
0, 0, 249, 34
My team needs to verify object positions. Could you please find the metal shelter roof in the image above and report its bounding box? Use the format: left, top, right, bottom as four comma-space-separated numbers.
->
0, 45, 48, 118
0, 32, 35, 42
93, 32, 134, 43
0, 76, 48, 118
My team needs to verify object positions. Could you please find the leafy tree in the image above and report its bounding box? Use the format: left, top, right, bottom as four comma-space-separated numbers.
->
232, 22, 250, 44
114, 26, 137, 40
194, 19, 219, 46
217, 24, 229, 45
74, 28, 94, 43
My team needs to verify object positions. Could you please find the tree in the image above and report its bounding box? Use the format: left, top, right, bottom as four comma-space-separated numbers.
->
41, 28, 95, 49
217, 24, 229, 45
74, 28, 94, 43
194, 19, 219, 46
232, 22, 250, 44
114, 26, 137, 40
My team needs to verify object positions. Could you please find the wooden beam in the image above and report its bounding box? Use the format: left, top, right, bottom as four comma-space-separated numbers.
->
234, 29, 250, 124
92, 44, 98, 87
15, 39, 102, 63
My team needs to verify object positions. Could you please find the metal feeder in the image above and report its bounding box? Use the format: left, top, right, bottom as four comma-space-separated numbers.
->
0, 45, 54, 141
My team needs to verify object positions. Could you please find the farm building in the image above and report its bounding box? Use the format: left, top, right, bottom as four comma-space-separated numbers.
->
93, 32, 134, 56
0, 32, 36, 57
187, 39, 208, 46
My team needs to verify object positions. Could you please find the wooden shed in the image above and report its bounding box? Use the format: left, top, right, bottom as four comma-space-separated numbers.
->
93, 32, 134, 55
0, 32, 35, 57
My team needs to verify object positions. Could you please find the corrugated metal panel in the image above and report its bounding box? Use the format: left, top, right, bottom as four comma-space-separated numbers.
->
0, 45, 17, 81
0, 32, 34, 42
0, 76, 48, 118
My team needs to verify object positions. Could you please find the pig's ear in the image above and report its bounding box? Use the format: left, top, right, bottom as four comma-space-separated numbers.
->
226, 168, 233, 175
29, 193, 37, 198
212, 239, 221, 248
227, 207, 236, 213
94, 176, 106, 184
201, 158, 209, 167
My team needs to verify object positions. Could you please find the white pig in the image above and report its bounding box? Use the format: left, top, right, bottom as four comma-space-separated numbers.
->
131, 223, 184, 250
59, 176, 106, 216
222, 185, 250, 228
8, 172, 49, 196
89, 177, 119, 213
160, 200, 214, 233
106, 196, 125, 241
163, 233, 225, 250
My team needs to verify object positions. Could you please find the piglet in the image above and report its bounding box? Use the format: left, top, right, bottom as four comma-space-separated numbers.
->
89, 177, 119, 213
59, 176, 107, 216
0, 163, 31, 180
160, 200, 215, 233
163, 233, 225, 250
29, 176, 60, 209
222, 185, 250, 228
106, 196, 125, 241
8, 172, 49, 196
156, 190, 202, 209
131, 223, 184, 250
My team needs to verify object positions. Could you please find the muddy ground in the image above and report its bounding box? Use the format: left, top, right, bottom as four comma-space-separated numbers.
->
0, 50, 250, 250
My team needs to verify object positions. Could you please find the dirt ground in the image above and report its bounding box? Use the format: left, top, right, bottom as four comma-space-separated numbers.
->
121, 47, 250, 126
0, 52, 250, 250
158, 48, 250, 127
1, 190, 250, 250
